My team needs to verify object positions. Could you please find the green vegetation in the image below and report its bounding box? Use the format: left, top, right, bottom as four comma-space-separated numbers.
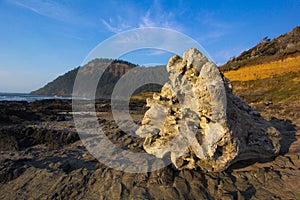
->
31, 58, 165, 99
31, 58, 139, 98
231, 72, 300, 103
32, 67, 79, 96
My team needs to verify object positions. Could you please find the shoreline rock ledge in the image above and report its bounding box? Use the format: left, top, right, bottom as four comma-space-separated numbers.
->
136, 48, 281, 172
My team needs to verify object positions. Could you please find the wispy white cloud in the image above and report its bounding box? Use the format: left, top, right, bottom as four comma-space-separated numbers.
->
8, 0, 74, 23
140, 10, 157, 27
101, 17, 132, 33
139, 0, 179, 29
8, 0, 89, 40
101, 0, 182, 33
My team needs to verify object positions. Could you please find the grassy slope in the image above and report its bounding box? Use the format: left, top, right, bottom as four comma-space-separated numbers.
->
223, 54, 300, 81
223, 54, 300, 104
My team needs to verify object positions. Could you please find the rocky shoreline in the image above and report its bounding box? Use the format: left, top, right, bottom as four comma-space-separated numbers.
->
0, 98, 299, 199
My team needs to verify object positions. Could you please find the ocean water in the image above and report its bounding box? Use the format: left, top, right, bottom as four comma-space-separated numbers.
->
0, 93, 75, 102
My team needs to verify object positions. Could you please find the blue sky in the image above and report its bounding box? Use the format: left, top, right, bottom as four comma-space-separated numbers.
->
0, 0, 299, 92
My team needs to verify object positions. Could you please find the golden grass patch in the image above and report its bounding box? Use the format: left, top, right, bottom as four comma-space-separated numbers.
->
223, 55, 300, 82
